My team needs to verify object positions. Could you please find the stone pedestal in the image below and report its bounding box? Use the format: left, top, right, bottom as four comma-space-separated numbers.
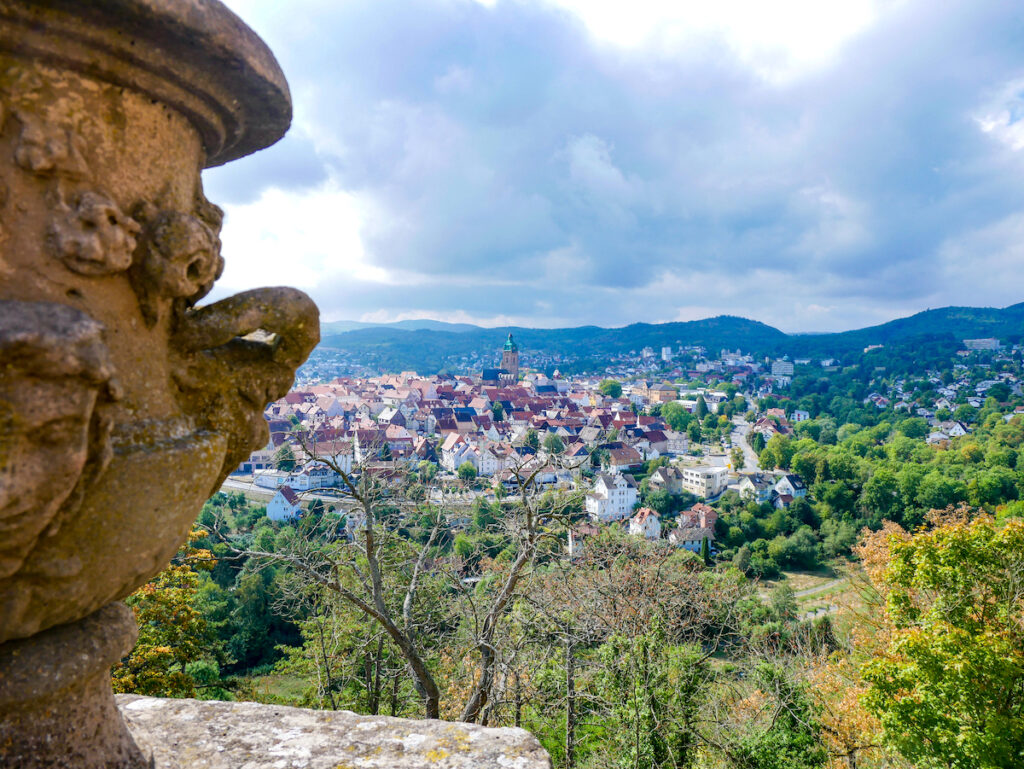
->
0, 604, 146, 768
0, 2, 317, 766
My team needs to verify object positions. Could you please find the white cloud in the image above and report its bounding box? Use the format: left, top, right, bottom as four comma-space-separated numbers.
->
207, 0, 1024, 333
564, 134, 637, 201
541, 0, 884, 83
356, 308, 535, 327
212, 181, 386, 300
935, 212, 1024, 305
975, 77, 1024, 151
791, 185, 872, 259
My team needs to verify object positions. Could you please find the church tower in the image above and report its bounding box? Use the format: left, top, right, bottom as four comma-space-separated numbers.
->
500, 332, 519, 383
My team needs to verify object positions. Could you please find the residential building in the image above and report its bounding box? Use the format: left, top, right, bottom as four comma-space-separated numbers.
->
771, 360, 794, 377
963, 338, 1001, 350
586, 473, 639, 522
774, 474, 807, 499
679, 466, 729, 499
648, 465, 685, 494
629, 507, 662, 540
288, 461, 339, 491
738, 473, 775, 504
668, 526, 716, 553
267, 486, 301, 521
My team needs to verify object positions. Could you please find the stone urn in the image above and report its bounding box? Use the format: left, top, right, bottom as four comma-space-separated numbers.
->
0, 2, 318, 766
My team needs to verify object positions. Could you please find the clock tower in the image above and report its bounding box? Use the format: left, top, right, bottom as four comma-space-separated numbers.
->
500, 333, 519, 383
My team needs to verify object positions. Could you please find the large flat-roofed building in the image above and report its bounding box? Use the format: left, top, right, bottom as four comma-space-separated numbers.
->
680, 465, 729, 499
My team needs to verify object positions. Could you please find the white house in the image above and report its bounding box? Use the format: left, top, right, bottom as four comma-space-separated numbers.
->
267, 486, 302, 521
679, 466, 729, 499
668, 526, 715, 553
237, 446, 274, 474
937, 420, 970, 437
738, 474, 776, 504
774, 474, 807, 500
586, 473, 639, 523
254, 468, 289, 489
440, 434, 471, 472
288, 461, 339, 491
629, 507, 662, 540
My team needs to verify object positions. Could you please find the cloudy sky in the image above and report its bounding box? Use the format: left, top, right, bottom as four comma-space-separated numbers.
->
205, 0, 1024, 333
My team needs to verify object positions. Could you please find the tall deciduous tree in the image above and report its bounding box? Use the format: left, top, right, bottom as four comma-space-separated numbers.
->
274, 443, 297, 472
861, 509, 1024, 768
599, 380, 623, 399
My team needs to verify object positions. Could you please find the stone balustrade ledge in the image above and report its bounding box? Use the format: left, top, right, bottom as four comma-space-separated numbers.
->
116, 695, 552, 769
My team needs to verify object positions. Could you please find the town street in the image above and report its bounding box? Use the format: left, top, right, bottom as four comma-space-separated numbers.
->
731, 416, 761, 472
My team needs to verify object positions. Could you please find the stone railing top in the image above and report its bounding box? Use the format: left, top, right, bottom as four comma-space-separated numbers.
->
117, 696, 553, 769
0, 0, 291, 165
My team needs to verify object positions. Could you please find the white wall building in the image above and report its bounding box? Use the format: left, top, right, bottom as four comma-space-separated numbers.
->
267, 486, 302, 521
680, 466, 729, 499
288, 461, 339, 491
586, 473, 639, 523
254, 469, 289, 489
771, 360, 794, 377
629, 507, 662, 540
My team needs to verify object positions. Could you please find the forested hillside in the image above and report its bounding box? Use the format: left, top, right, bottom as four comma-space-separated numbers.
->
318, 304, 1024, 375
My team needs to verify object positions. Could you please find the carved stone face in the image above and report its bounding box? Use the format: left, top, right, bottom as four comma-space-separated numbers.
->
146, 212, 222, 298
49, 192, 141, 276
0, 378, 97, 579
0, 301, 114, 582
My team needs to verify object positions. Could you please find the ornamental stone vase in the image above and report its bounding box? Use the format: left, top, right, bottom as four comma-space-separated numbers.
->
0, 2, 318, 766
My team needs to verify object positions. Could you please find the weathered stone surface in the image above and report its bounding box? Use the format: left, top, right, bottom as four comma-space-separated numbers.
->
0, 0, 315, 648
0, 1, 317, 766
0, 604, 146, 769
117, 696, 553, 769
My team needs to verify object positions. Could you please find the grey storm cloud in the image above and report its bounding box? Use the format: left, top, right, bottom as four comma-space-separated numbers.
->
205, 0, 1024, 331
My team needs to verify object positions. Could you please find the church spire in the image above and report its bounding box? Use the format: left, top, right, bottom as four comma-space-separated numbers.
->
500, 332, 519, 382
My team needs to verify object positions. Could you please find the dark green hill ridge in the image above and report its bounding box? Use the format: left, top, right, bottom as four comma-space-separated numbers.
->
317, 304, 1024, 374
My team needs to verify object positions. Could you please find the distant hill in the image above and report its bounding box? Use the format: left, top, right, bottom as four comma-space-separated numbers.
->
320, 319, 480, 335
781, 303, 1024, 356
316, 303, 1024, 374
319, 315, 788, 373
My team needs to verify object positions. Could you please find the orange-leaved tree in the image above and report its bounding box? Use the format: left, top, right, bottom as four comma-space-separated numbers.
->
112, 531, 222, 698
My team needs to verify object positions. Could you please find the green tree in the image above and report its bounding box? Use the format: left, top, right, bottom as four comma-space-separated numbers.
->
491, 401, 505, 422
457, 461, 478, 483
543, 433, 565, 456
730, 446, 745, 471
525, 428, 540, 450
954, 403, 978, 424
729, 662, 828, 769
863, 514, 1024, 769
861, 468, 900, 520
595, 630, 711, 769
274, 443, 297, 472
699, 536, 712, 566
898, 417, 929, 438
599, 379, 623, 399
749, 431, 766, 454
661, 401, 691, 431
113, 538, 223, 697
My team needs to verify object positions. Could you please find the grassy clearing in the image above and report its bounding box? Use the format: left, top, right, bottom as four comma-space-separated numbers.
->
756, 564, 837, 599
243, 673, 309, 705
